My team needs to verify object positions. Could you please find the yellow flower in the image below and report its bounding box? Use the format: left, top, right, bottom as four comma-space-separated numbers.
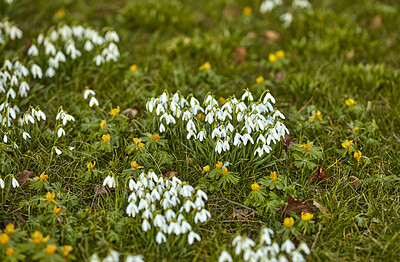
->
102, 134, 111, 143
342, 140, 353, 152
148, 133, 160, 141
109, 106, 120, 118
4, 223, 15, 235
40, 192, 58, 205
215, 161, 223, 169
251, 182, 260, 191
199, 62, 211, 71
203, 165, 210, 172
129, 64, 138, 73
300, 142, 313, 152
87, 161, 96, 172
100, 120, 107, 129
275, 50, 285, 59
222, 167, 228, 175
62, 245, 73, 258
55, 9, 65, 18
0, 233, 10, 245
46, 244, 57, 255
35, 172, 49, 184
354, 127, 359, 132
268, 53, 277, 63
301, 212, 314, 221
218, 97, 226, 105
256, 76, 264, 84
243, 6, 252, 16
354, 151, 362, 163
53, 206, 62, 216
133, 138, 144, 147
270, 171, 277, 182
130, 161, 144, 171
284, 217, 295, 228
310, 110, 322, 122
345, 98, 357, 106
198, 113, 205, 121
5, 247, 14, 256
31, 231, 50, 245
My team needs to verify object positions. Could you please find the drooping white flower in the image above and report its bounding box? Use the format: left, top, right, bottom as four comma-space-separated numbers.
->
11, 177, 19, 188
187, 231, 201, 245
218, 251, 233, 262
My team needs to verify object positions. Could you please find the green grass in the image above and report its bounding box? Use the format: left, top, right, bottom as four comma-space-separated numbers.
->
1, 0, 400, 261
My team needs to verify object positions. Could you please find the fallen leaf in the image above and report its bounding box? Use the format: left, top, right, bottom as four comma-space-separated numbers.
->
312, 199, 331, 217
275, 196, 314, 217
94, 185, 107, 195
18, 170, 33, 187
122, 108, 138, 119
234, 47, 247, 62
371, 15, 382, 29
163, 171, 178, 178
310, 165, 328, 185
284, 134, 293, 149
349, 176, 362, 189
264, 30, 282, 42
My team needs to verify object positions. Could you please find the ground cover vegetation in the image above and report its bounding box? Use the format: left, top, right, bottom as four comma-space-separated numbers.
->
1, 0, 400, 261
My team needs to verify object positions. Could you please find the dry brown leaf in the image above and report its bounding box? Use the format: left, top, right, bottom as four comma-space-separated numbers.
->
122, 108, 138, 119
310, 165, 328, 185
284, 134, 293, 149
264, 30, 282, 42
234, 47, 247, 62
163, 171, 178, 178
312, 199, 331, 217
18, 170, 33, 187
94, 185, 107, 195
275, 196, 314, 217
371, 15, 382, 29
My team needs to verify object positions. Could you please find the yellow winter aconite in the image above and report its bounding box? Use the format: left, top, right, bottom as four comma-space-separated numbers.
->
354, 127, 359, 132
62, 245, 73, 258
218, 97, 226, 105
31, 231, 50, 245
53, 206, 62, 215
148, 133, 160, 141
130, 161, 144, 171
100, 120, 107, 129
345, 98, 357, 106
87, 161, 95, 172
270, 171, 277, 182
354, 151, 362, 163
0, 233, 10, 245
102, 134, 111, 143
268, 53, 277, 63
34, 172, 49, 183
133, 138, 144, 147
342, 140, 353, 152
109, 106, 120, 118
129, 64, 138, 73
251, 182, 260, 191
256, 76, 264, 84
199, 62, 211, 71
275, 50, 285, 59
5, 247, 14, 256
46, 244, 57, 255
40, 192, 58, 205
284, 217, 294, 228
310, 110, 322, 122
243, 6, 252, 16
301, 212, 314, 221
215, 161, 223, 169
203, 165, 210, 172
222, 167, 228, 175
198, 113, 205, 121
55, 9, 65, 18
4, 223, 15, 234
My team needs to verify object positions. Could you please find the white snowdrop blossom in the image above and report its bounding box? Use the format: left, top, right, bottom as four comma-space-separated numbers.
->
90, 251, 145, 262
220, 228, 310, 262
103, 175, 115, 188
146, 90, 288, 158
11, 176, 19, 188
126, 171, 210, 245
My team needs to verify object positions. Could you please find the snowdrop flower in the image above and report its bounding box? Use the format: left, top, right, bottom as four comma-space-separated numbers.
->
45, 67, 55, 78
84, 40, 94, 51
0, 178, 4, 189
94, 55, 104, 66
159, 123, 165, 133
260, 0, 275, 13
55, 147, 62, 155
218, 251, 233, 262
155, 231, 167, 244
293, 0, 311, 8
103, 175, 115, 188
142, 219, 151, 232
187, 231, 201, 245
280, 12, 293, 28
126, 255, 144, 262
126, 202, 139, 217
83, 89, 95, 99
297, 242, 310, 255
12, 177, 19, 188
22, 132, 31, 140
31, 64, 43, 79
28, 44, 39, 56
57, 127, 65, 138
241, 89, 253, 101
281, 239, 295, 254
261, 228, 274, 245
89, 97, 99, 107
292, 251, 306, 262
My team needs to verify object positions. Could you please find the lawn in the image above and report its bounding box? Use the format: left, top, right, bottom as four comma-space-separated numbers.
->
1, 0, 400, 261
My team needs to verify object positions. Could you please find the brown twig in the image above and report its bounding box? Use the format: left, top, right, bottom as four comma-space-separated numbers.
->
298, 89, 316, 113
